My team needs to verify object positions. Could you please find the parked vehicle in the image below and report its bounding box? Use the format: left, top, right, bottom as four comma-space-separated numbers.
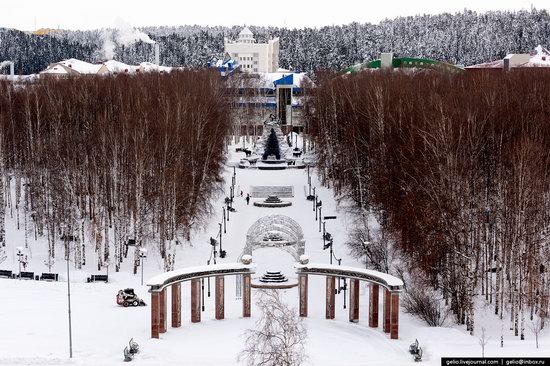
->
117, 288, 146, 307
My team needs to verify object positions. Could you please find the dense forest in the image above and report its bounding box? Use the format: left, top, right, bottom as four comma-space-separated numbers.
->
1, 9, 550, 75
308, 70, 550, 337
0, 71, 230, 273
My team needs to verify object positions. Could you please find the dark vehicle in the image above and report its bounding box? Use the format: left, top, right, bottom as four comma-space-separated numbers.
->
117, 288, 146, 307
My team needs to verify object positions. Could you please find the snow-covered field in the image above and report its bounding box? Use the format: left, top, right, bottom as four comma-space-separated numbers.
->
0, 139, 548, 365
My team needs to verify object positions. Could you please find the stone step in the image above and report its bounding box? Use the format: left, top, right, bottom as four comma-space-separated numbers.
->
250, 185, 294, 198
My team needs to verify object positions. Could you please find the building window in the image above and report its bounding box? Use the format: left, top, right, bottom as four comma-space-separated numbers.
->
254, 60, 258, 65
254, 68, 258, 72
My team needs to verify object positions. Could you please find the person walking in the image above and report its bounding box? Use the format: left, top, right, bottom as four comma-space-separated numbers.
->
240, 190, 243, 197
246, 193, 250, 205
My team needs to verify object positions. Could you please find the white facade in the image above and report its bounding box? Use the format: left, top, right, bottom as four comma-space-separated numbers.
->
224, 27, 279, 73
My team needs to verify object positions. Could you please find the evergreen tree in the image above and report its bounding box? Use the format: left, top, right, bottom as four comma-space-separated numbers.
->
263, 129, 281, 160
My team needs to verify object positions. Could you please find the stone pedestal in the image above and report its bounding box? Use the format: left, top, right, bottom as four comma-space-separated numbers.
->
243, 274, 251, 317
151, 292, 160, 339
159, 289, 167, 333
369, 284, 379, 328
191, 279, 201, 323
299, 274, 308, 317
216, 276, 225, 320
171, 283, 181, 328
326, 276, 335, 319
383, 289, 391, 333
390, 293, 399, 339
349, 279, 359, 322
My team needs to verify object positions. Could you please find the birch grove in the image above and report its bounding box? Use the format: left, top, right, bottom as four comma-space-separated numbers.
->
0, 71, 230, 271
308, 70, 550, 335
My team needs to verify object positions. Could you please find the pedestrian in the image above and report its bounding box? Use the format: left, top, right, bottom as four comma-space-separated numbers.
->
246, 193, 250, 205
240, 190, 243, 197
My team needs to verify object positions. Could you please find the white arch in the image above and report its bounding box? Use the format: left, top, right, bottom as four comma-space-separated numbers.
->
241, 215, 305, 261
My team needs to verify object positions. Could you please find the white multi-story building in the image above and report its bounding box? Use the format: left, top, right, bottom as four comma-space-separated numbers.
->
224, 27, 279, 73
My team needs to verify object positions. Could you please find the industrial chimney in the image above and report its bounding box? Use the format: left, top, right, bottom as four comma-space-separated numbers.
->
154, 43, 160, 66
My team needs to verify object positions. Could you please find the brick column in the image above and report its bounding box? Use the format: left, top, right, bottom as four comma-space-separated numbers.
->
159, 289, 167, 333
349, 279, 359, 322
243, 274, 251, 317
326, 276, 335, 319
299, 274, 308, 317
151, 292, 160, 339
171, 283, 181, 328
191, 279, 201, 323
215, 276, 225, 320
369, 284, 379, 328
383, 289, 391, 333
390, 293, 399, 339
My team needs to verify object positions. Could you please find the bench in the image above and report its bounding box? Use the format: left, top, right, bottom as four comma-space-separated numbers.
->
0, 269, 13, 279
20, 271, 34, 280
40, 272, 59, 281
88, 274, 109, 283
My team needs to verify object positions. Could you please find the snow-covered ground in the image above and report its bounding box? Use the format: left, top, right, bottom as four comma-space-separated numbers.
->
0, 138, 548, 365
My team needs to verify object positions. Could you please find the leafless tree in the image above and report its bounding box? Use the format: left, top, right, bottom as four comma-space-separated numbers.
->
479, 327, 490, 357
239, 289, 307, 366
402, 275, 449, 327
529, 318, 543, 349
307, 70, 550, 334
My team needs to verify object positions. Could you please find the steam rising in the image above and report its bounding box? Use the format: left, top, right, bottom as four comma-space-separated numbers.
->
101, 18, 155, 60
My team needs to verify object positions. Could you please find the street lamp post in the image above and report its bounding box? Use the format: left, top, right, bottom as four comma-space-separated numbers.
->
218, 223, 225, 258
342, 278, 347, 309
312, 187, 316, 211
209, 237, 218, 264
201, 278, 205, 311
16, 247, 24, 280
307, 166, 311, 196
139, 248, 147, 286
315, 200, 318, 221
322, 221, 326, 249
222, 207, 226, 233
206, 260, 211, 297
322, 216, 337, 265
225, 198, 230, 221
62, 233, 73, 359
318, 206, 322, 232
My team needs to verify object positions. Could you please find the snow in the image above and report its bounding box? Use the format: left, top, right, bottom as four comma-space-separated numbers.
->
59, 58, 103, 74
103, 59, 135, 73
40, 59, 177, 76
529, 45, 550, 66
0, 137, 548, 365
295, 262, 405, 289
467, 45, 550, 69
146, 263, 255, 289
239, 27, 253, 36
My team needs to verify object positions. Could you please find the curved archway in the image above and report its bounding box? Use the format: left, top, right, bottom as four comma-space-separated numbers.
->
240, 214, 305, 261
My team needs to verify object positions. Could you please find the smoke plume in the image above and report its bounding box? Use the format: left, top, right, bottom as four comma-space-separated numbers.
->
101, 18, 155, 60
